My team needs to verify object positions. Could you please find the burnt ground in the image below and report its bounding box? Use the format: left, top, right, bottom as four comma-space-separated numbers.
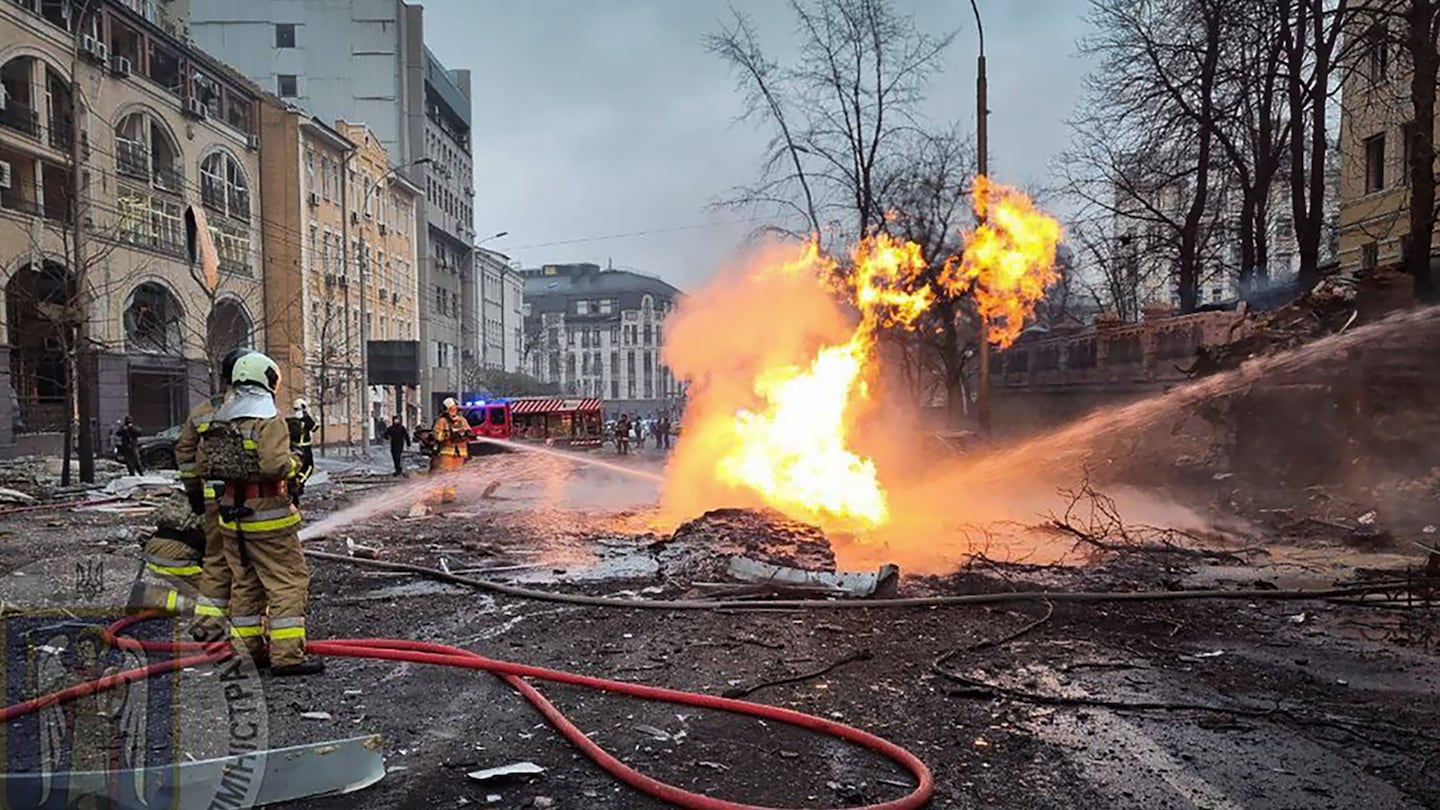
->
1, 459, 1439, 810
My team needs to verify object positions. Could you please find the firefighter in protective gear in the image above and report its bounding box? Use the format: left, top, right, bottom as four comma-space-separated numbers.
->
429, 397, 469, 503
176, 347, 251, 638
285, 398, 316, 507
213, 352, 323, 676
127, 492, 206, 614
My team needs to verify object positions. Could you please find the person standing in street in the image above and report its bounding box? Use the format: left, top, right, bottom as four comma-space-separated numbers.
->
210, 352, 322, 676
117, 416, 143, 475
615, 413, 631, 455
176, 347, 250, 639
285, 399, 316, 507
385, 415, 410, 476
429, 397, 470, 502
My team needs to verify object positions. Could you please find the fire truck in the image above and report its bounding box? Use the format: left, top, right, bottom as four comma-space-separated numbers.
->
461, 396, 606, 451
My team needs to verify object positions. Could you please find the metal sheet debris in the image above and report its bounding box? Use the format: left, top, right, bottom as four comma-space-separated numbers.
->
466, 762, 546, 782
0, 734, 385, 809
726, 556, 900, 598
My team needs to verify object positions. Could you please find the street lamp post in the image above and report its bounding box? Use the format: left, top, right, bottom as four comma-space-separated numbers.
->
970, 0, 992, 435
359, 157, 431, 450
474, 232, 510, 371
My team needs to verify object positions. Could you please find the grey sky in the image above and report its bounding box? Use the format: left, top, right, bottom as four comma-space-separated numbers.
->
421, 0, 1092, 289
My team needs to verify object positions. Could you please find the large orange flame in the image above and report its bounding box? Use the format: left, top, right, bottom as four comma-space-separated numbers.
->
945, 176, 1064, 349
661, 178, 1062, 533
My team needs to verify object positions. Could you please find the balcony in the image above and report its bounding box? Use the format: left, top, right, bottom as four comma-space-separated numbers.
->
200, 176, 225, 212
117, 138, 149, 179
152, 165, 185, 195
0, 100, 40, 139
47, 116, 72, 151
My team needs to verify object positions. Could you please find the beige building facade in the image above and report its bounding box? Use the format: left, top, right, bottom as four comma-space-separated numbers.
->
258, 98, 420, 447
1, 0, 263, 454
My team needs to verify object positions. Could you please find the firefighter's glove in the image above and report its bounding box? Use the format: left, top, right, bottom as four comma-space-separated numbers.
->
187, 488, 206, 516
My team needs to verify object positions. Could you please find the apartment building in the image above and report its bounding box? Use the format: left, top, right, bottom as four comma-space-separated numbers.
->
1337, 14, 1426, 277
0, 0, 264, 453
189, 0, 477, 414
476, 247, 525, 373
522, 263, 683, 417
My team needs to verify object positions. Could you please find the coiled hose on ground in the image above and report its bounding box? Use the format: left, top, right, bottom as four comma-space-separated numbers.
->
0, 612, 933, 810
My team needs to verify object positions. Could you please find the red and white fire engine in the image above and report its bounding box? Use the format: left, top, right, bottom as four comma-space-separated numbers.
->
461, 397, 606, 451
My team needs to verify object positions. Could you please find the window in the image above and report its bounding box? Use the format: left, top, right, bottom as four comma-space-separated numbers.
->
599, 299, 613, 314
1364, 134, 1385, 193
576, 300, 589, 315
1210, 287, 1222, 303
275, 23, 296, 48
1360, 242, 1378, 270
277, 74, 297, 98
1366, 23, 1388, 84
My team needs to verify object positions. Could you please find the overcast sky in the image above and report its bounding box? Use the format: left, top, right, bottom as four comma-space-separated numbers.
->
421, 0, 1092, 289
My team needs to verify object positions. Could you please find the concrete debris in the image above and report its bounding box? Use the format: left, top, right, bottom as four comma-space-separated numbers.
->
726, 556, 900, 598
347, 538, 380, 559
407, 502, 430, 519
0, 488, 36, 505
300, 711, 334, 721
1357, 510, 1378, 526
531, 797, 556, 809
103, 474, 182, 498
466, 762, 546, 783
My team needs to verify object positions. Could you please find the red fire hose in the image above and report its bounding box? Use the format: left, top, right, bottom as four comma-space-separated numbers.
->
0, 614, 933, 810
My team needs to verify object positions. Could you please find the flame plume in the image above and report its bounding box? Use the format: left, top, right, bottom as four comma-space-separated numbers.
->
661, 177, 1063, 533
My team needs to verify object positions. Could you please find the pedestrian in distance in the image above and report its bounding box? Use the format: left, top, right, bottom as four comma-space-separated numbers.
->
117, 416, 143, 475
385, 415, 411, 476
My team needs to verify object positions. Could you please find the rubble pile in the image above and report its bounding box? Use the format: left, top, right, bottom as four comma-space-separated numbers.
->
654, 508, 837, 582
1199, 268, 1377, 374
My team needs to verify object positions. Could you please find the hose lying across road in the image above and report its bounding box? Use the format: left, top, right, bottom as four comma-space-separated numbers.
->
0, 613, 933, 810
3, 549, 1422, 809
305, 548, 1425, 610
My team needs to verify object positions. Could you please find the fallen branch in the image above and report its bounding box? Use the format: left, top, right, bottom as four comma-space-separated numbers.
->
722, 649, 873, 699
934, 600, 1055, 671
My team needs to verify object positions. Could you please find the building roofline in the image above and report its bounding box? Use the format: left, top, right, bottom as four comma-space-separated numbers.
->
299, 116, 355, 153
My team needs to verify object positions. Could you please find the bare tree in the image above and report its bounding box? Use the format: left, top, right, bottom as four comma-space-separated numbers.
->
1279, 0, 1352, 286
1065, 0, 1228, 313
706, 0, 957, 247
709, 0, 980, 415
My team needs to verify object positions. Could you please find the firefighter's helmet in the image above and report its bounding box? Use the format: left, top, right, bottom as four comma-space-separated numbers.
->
442, 397, 458, 410
231, 353, 281, 394
293, 398, 309, 411
220, 348, 252, 387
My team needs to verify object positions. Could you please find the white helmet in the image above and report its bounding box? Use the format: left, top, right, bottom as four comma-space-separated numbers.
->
293, 397, 309, 411
231, 353, 281, 393
441, 397, 458, 410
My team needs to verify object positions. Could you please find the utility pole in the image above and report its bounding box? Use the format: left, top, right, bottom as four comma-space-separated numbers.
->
71, 0, 96, 484
339, 149, 354, 451
970, 0, 991, 435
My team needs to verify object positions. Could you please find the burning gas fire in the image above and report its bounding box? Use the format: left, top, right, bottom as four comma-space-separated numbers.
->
662, 177, 1062, 531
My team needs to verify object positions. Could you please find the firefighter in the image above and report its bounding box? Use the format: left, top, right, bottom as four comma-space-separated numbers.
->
117, 416, 143, 475
127, 491, 205, 614
286, 398, 316, 507
176, 347, 251, 639
429, 397, 469, 503
210, 352, 322, 676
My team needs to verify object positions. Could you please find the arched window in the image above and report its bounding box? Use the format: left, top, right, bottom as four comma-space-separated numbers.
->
7, 260, 73, 433
115, 110, 184, 193
207, 297, 254, 358
124, 282, 185, 355
199, 151, 251, 220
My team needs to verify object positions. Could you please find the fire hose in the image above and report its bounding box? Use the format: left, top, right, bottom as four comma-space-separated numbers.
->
0, 612, 933, 810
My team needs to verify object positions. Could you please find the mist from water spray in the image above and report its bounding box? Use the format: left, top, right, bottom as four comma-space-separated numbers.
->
299, 441, 663, 541
864, 305, 1440, 572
